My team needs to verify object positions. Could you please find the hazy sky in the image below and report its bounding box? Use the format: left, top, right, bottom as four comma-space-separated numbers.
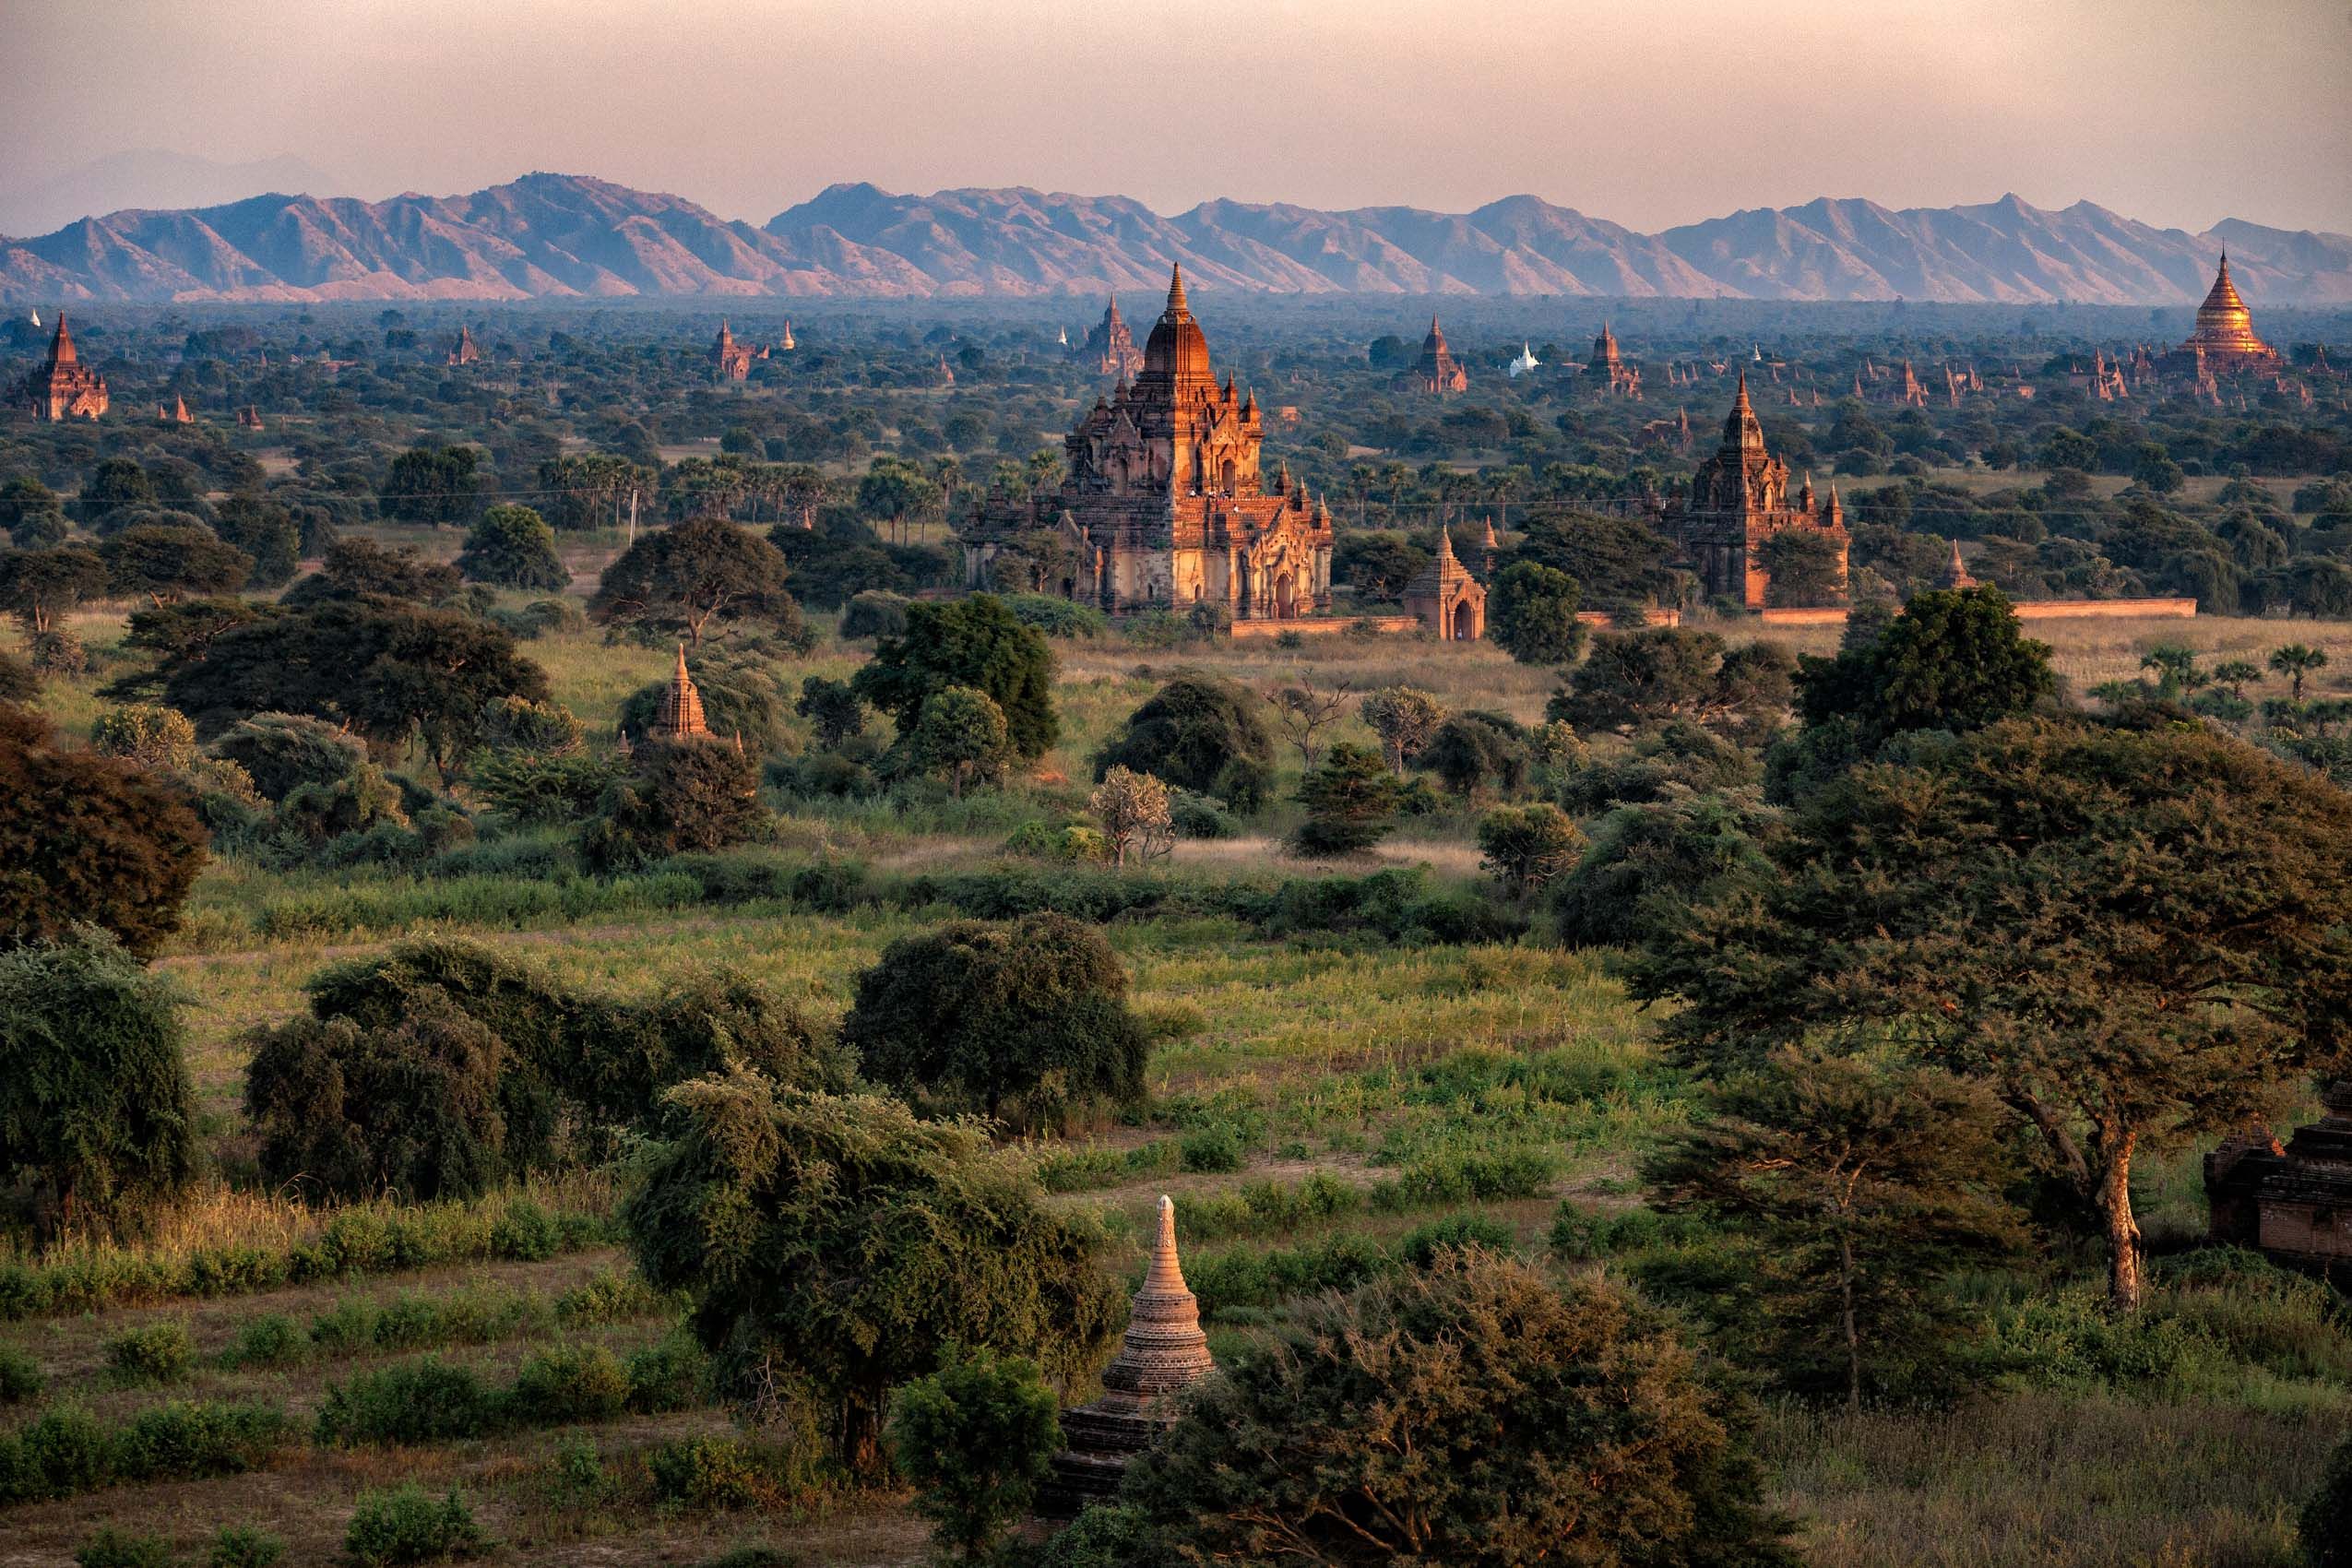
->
10, 0, 2352, 232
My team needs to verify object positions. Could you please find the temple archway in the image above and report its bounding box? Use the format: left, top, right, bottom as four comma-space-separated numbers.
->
1276, 575, 1298, 619
1452, 599, 1477, 640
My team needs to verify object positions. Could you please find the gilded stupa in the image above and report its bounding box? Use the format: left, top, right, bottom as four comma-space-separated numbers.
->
2170, 254, 2282, 376
1035, 1195, 1215, 1519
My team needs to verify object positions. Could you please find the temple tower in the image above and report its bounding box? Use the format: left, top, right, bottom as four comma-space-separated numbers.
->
23, 314, 109, 421
650, 647, 711, 741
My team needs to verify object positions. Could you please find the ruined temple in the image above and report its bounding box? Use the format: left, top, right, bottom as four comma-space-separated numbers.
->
1934, 538, 1978, 591
158, 394, 193, 424
1077, 294, 1145, 378
1395, 315, 1468, 394
2205, 1080, 2352, 1272
22, 315, 108, 422
2165, 254, 2282, 379
1587, 321, 1641, 397
237, 405, 266, 431
964, 267, 1334, 622
447, 326, 481, 366
711, 320, 762, 380
1036, 1196, 1215, 1519
1672, 374, 1848, 609
1403, 526, 1486, 640
649, 646, 710, 741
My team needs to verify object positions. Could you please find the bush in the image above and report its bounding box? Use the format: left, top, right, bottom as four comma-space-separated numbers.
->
0, 1342, 43, 1401
580, 738, 766, 873
2308, 1430, 2352, 1568
224, 1313, 308, 1369
112, 1399, 288, 1481
839, 589, 911, 639
1180, 1124, 1246, 1174
105, 1320, 196, 1384
208, 1526, 286, 1568
210, 712, 372, 802
1477, 802, 1585, 896
315, 1358, 501, 1445
1093, 675, 1273, 796
648, 1434, 768, 1509
491, 1198, 562, 1262
1290, 742, 1399, 857
841, 912, 1152, 1134
888, 1345, 1063, 1562
1396, 1211, 1518, 1267
1370, 1146, 1558, 1210
8, 1404, 112, 1498
75, 1529, 173, 1568
624, 1331, 710, 1414
508, 1342, 631, 1425
344, 1485, 485, 1567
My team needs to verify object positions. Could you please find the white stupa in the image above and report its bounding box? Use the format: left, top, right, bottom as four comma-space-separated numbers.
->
1507, 342, 1539, 378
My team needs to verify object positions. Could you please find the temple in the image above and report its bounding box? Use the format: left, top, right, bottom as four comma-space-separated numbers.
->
1395, 315, 1467, 394
1077, 295, 1145, 378
649, 647, 710, 741
1672, 375, 1849, 609
711, 320, 762, 380
1404, 526, 1486, 640
2165, 254, 2282, 379
21, 315, 109, 421
1586, 321, 1641, 397
157, 394, 193, 425
2205, 1080, 2352, 1273
446, 326, 480, 366
1036, 1196, 1216, 1520
963, 267, 1335, 622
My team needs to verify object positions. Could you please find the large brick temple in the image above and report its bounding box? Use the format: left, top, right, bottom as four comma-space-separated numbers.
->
964, 267, 1334, 621
1671, 374, 1848, 609
21, 315, 109, 422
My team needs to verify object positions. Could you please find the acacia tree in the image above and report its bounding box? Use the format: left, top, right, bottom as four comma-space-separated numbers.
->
1359, 685, 1445, 775
1265, 677, 1352, 771
0, 546, 107, 635
1089, 766, 1172, 869
1633, 717, 2352, 1312
622, 1073, 1124, 1477
589, 517, 796, 647
283, 538, 462, 606
1554, 628, 1795, 740
100, 524, 254, 607
457, 504, 569, 590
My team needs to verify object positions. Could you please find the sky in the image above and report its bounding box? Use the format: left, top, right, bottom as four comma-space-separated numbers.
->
7, 0, 2351, 234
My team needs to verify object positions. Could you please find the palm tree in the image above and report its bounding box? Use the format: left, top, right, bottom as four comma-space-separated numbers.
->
2138, 644, 2206, 696
2270, 644, 2329, 702
2211, 659, 2263, 698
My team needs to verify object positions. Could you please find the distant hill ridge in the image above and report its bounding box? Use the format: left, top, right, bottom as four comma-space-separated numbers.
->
4, 172, 2347, 306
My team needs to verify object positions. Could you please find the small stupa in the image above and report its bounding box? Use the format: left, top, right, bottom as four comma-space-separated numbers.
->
1036, 1195, 1215, 1519
650, 645, 709, 741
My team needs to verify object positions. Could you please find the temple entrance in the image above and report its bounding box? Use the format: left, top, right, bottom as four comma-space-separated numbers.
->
1451, 600, 1476, 640
1275, 575, 1297, 619
1060, 576, 1075, 600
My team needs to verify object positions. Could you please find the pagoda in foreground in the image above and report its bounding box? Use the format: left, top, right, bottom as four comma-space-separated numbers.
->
1035, 1195, 1215, 1519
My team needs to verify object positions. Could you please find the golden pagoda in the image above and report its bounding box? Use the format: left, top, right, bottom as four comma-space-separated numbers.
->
2171, 254, 2281, 375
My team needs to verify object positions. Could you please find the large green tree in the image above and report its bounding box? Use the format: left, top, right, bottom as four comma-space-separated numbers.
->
100, 524, 253, 607
283, 538, 462, 607
1551, 628, 1794, 741
1092, 674, 1271, 795
0, 546, 108, 635
1633, 717, 2352, 1312
854, 594, 1058, 760
622, 1073, 1123, 1477
1487, 559, 1587, 666
381, 445, 485, 525
589, 517, 797, 647
1793, 587, 2056, 754
1511, 506, 1682, 614
456, 504, 568, 591
1122, 1251, 1796, 1568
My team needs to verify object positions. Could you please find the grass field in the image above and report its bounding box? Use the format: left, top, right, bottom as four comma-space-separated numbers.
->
6, 590, 2348, 1567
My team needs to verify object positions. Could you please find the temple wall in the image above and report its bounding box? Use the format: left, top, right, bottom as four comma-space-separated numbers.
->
2258, 1201, 2352, 1263
1759, 599, 2195, 626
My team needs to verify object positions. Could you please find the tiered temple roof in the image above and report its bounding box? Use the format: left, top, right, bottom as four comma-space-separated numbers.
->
1037, 1196, 1215, 1519
1396, 315, 1467, 394
2168, 254, 2283, 378
651, 646, 710, 740
1673, 374, 1849, 609
22, 315, 108, 422
1078, 293, 1145, 378
1404, 526, 1486, 640
447, 325, 480, 366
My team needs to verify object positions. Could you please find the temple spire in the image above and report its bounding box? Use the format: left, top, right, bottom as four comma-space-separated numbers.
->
1166, 263, 1188, 315
49, 313, 76, 365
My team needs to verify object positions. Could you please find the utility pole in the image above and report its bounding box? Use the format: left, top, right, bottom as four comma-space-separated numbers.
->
627, 487, 638, 548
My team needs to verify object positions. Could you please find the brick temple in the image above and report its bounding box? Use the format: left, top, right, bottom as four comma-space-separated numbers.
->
1395, 315, 1467, 394
1672, 374, 1848, 609
2206, 1081, 2352, 1273
1076, 294, 1144, 378
21, 315, 109, 421
1404, 526, 1486, 640
965, 267, 1334, 622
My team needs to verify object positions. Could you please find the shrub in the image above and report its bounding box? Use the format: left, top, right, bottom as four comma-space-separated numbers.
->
1477, 802, 1585, 896
0, 932, 199, 1243
888, 1346, 1063, 1562
208, 1526, 286, 1568
1370, 1146, 1558, 1209
839, 589, 911, 639
648, 1434, 767, 1509
491, 1198, 562, 1262
1396, 1211, 1518, 1267
624, 1331, 710, 1414
9, 1404, 112, 1498
1179, 1124, 1246, 1174
74, 1529, 174, 1568
580, 738, 766, 873
508, 1342, 631, 1424
344, 1484, 485, 1567
112, 1399, 289, 1481
0, 1342, 43, 1401
209, 712, 372, 802
556, 1267, 671, 1327
1092, 675, 1273, 796
841, 912, 1152, 1134
456, 505, 568, 590
1290, 742, 1399, 857
105, 1320, 196, 1384
315, 1358, 501, 1445
224, 1313, 308, 1369
2308, 1429, 2352, 1568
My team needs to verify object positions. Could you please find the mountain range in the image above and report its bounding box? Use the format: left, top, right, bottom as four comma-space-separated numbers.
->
4, 172, 2348, 307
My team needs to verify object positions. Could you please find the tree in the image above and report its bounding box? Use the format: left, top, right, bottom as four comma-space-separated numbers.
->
211, 495, 299, 588
915, 685, 1011, 797
622, 1073, 1124, 1476
1488, 560, 1587, 666
1550, 792, 1779, 951
579, 738, 765, 872
590, 517, 797, 648
1291, 742, 1400, 858
0, 932, 199, 1244
161, 600, 549, 774
1642, 1048, 2021, 1408
80, 457, 155, 520
0, 707, 207, 956
1359, 685, 1445, 774
795, 675, 866, 748
88, 704, 198, 771
1422, 711, 1529, 798
843, 912, 1150, 1132
888, 1347, 1062, 1563
1789, 585, 2053, 757
0, 476, 69, 548
2212, 659, 2264, 698
1265, 677, 1352, 772
1093, 675, 1272, 795
0, 546, 108, 635
857, 456, 944, 545
100, 524, 254, 607
0, 646, 32, 706
1123, 1251, 1796, 1568
2272, 644, 2329, 702
456, 505, 568, 591
1089, 766, 1173, 869
1758, 529, 1847, 608
381, 445, 484, 525
1477, 803, 1584, 897
1552, 628, 1794, 738
1632, 718, 2352, 1312
1511, 506, 1682, 614
282, 538, 461, 607
855, 595, 1058, 760
1336, 533, 1427, 603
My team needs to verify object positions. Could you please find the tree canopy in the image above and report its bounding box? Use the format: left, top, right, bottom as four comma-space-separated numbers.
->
1092, 674, 1272, 795
589, 517, 797, 647
854, 594, 1058, 760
